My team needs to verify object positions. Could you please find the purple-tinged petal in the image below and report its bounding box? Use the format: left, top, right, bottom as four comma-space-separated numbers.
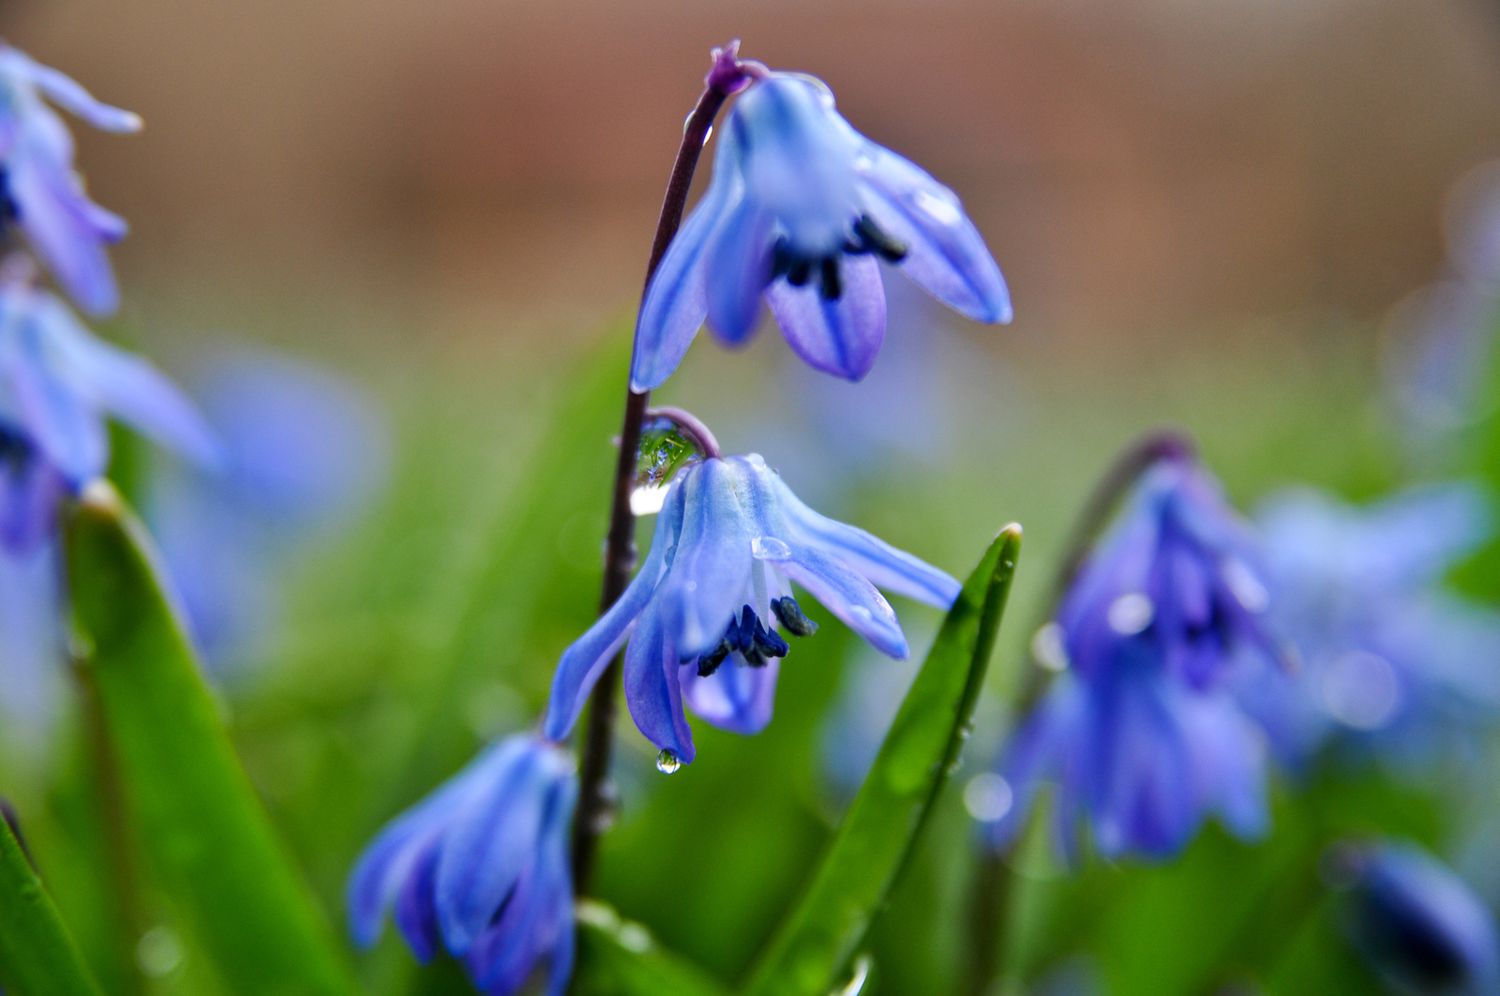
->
623, 606, 695, 763
392, 849, 442, 962
10, 54, 142, 133
704, 195, 774, 344
1183, 691, 1268, 840
766, 254, 886, 381
544, 482, 685, 741
660, 459, 756, 658
1, 316, 105, 484
0, 448, 64, 554
778, 545, 907, 658
858, 145, 1011, 323
7, 150, 121, 316
681, 654, 780, 735
984, 680, 1078, 852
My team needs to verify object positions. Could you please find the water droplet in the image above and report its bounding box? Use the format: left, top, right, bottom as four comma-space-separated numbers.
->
1321, 651, 1400, 730
1031, 622, 1069, 672
630, 484, 669, 516
963, 772, 1014, 823
655, 749, 681, 774
751, 535, 791, 561
631, 416, 709, 510
137, 925, 184, 978
836, 954, 873, 995
914, 188, 963, 226
848, 605, 873, 624
1107, 593, 1154, 635
1222, 559, 1270, 613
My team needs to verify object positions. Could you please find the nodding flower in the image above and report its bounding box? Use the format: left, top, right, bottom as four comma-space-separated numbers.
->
544, 452, 959, 766
631, 71, 1010, 391
0, 45, 142, 316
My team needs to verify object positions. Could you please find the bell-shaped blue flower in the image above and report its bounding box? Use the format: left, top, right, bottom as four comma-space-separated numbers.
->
984, 453, 1283, 859
0, 46, 142, 316
544, 453, 959, 765
632, 72, 1010, 390
1238, 484, 1500, 768
1338, 840, 1500, 995
347, 733, 577, 996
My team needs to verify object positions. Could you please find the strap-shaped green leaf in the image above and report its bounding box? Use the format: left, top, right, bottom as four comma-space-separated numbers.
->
0, 817, 102, 996
743, 526, 1023, 996
64, 484, 357, 994
573, 901, 729, 996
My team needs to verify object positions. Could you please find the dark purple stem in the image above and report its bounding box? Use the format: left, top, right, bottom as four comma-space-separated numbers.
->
569, 41, 754, 896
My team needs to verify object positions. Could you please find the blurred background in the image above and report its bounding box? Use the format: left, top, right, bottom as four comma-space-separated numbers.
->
4, 1, 1500, 994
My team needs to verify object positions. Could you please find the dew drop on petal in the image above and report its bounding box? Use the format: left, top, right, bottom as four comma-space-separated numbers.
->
914, 188, 963, 227
751, 535, 792, 561
1222, 558, 1270, 613
655, 749, 682, 774
963, 772, 1014, 823
1107, 593, 1154, 635
848, 605, 873, 625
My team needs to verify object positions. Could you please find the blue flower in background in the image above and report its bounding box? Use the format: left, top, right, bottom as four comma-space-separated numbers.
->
545, 453, 958, 766
632, 72, 1010, 390
146, 347, 389, 670
985, 453, 1283, 859
1238, 484, 1500, 769
1337, 840, 1500, 995
0, 46, 142, 316
348, 733, 577, 996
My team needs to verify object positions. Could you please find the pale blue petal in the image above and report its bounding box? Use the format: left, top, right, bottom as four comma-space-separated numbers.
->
778, 545, 907, 658
704, 195, 773, 344
858, 145, 1011, 323
623, 604, 695, 763
681, 654, 779, 735
986, 680, 1078, 852
8, 147, 121, 316
14, 55, 142, 133
2, 315, 105, 484
661, 459, 755, 658
765, 254, 886, 381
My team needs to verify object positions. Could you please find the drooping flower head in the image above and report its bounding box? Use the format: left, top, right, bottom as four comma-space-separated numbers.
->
348, 733, 577, 996
0, 45, 142, 316
545, 453, 959, 766
1239, 484, 1500, 769
1335, 840, 1500, 995
984, 449, 1283, 859
632, 70, 1010, 390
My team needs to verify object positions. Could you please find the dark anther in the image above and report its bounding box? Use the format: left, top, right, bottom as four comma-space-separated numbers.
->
771, 596, 819, 637
853, 215, 908, 263
787, 259, 813, 287
696, 640, 731, 678
819, 257, 842, 301
771, 237, 797, 280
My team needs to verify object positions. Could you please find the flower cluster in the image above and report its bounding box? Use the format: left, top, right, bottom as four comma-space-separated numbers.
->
986, 451, 1283, 859
351, 42, 1007, 994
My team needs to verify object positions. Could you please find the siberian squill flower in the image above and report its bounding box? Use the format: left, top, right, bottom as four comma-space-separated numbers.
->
1336, 840, 1500, 995
544, 453, 959, 766
348, 733, 577, 996
631, 71, 1010, 390
1238, 484, 1500, 769
984, 452, 1284, 859
0, 45, 142, 316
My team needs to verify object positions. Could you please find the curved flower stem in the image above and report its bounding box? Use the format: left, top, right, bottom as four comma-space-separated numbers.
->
570, 41, 754, 896
964, 427, 1196, 995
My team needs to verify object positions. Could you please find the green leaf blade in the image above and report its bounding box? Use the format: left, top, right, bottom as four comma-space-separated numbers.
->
0, 817, 102, 996
64, 484, 357, 995
743, 525, 1023, 996
573, 901, 729, 996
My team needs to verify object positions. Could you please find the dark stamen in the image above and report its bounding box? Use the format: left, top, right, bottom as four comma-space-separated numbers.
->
771, 237, 796, 280
787, 259, 813, 287
696, 640, 731, 677
854, 215, 908, 263
771, 596, 819, 637
819, 257, 842, 301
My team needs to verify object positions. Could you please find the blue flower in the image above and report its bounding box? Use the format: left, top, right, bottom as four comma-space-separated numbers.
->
984, 454, 1282, 859
1238, 484, 1500, 768
348, 733, 577, 996
0, 46, 142, 316
1338, 841, 1500, 995
632, 72, 1010, 390
544, 453, 959, 765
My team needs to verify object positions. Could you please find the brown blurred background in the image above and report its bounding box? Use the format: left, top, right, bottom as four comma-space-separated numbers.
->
6, 0, 1500, 356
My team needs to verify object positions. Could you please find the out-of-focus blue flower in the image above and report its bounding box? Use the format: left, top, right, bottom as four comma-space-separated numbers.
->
0, 46, 141, 316
545, 453, 958, 766
1337, 840, 1500, 995
985, 453, 1282, 859
632, 72, 1010, 390
348, 732, 576, 996
1239, 484, 1500, 768
146, 348, 389, 669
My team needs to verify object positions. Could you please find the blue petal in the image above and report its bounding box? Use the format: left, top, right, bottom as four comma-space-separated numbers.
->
0, 453, 63, 554
660, 459, 755, 658
8, 143, 121, 316
43, 297, 220, 467
986, 679, 1078, 852
631, 125, 746, 391
858, 145, 1011, 323
681, 654, 779, 735
433, 741, 545, 954
765, 254, 886, 381
543, 481, 685, 741
11, 53, 142, 133
703, 195, 773, 344
2, 312, 106, 485
778, 544, 907, 658
1183, 691, 1268, 840
623, 604, 696, 763
757, 467, 958, 607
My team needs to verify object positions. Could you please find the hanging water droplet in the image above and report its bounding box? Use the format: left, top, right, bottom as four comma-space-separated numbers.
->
631, 415, 709, 513
655, 749, 681, 774
751, 535, 791, 561
1031, 622, 1069, 672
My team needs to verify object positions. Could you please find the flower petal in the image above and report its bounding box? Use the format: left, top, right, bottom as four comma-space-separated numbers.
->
9, 52, 142, 133
681, 654, 780, 735
543, 480, 686, 741
778, 544, 907, 658
765, 254, 886, 381
1, 311, 106, 484
7, 145, 121, 316
660, 459, 755, 658
858, 145, 1011, 323
704, 195, 773, 344
623, 604, 695, 763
